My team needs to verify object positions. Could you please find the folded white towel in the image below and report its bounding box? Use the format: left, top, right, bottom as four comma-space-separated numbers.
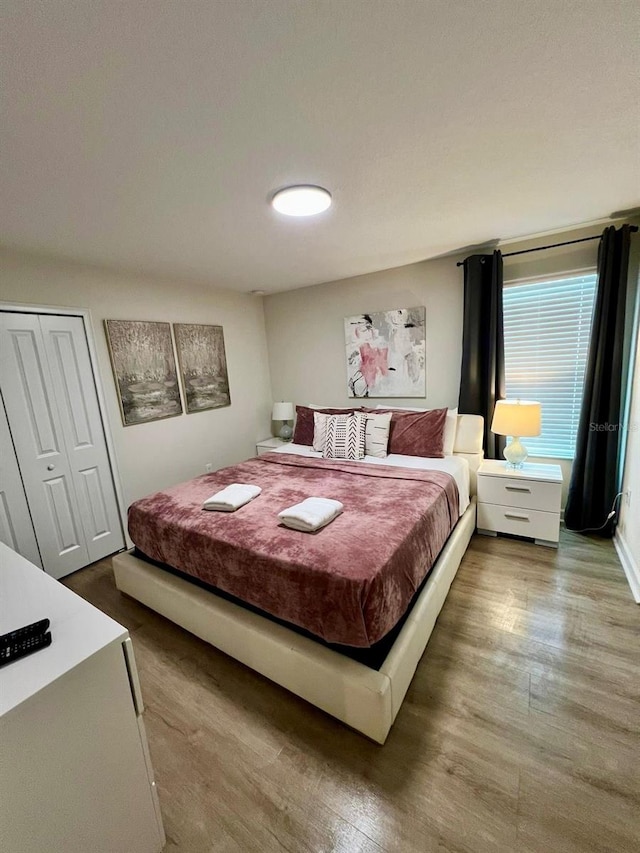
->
203, 483, 262, 512
278, 497, 343, 532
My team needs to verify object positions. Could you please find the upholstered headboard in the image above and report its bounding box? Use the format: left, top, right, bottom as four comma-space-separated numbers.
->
453, 414, 484, 496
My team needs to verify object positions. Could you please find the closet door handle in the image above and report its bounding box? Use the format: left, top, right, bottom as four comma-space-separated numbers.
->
47, 464, 55, 471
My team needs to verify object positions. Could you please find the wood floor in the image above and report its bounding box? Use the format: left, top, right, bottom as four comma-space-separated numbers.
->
65, 529, 640, 853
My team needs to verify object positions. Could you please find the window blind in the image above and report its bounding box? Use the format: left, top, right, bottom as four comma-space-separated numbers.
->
503, 273, 597, 459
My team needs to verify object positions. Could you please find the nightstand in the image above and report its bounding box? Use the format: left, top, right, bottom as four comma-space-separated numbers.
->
476, 459, 563, 548
256, 437, 288, 455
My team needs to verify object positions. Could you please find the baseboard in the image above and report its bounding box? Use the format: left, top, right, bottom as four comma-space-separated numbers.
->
613, 531, 640, 603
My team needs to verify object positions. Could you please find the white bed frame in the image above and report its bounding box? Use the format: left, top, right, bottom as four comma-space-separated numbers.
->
113, 414, 484, 744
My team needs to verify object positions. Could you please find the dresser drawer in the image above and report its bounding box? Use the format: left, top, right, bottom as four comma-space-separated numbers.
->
477, 475, 561, 512
477, 502, 560, 542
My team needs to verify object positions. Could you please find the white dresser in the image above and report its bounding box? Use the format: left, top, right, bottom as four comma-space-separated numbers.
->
476, 460, 563, 547
0, 542, 165, 853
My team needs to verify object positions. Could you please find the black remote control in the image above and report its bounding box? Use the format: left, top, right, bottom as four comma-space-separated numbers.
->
0, 618, 50, 648
0, 631, 52, 666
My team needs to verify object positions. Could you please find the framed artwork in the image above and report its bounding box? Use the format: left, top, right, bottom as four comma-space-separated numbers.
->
344, 306, 426, 398
173, 323, 231, 413
104, 320, 183, 426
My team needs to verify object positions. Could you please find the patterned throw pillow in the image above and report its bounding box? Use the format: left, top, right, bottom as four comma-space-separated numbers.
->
364, 411, 392, 458
312, 411, 331, 451
323, 413, 366, 460
293, 405, 356, 446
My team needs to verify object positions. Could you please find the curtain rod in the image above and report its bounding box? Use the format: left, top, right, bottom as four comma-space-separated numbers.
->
455, 225, 638, 266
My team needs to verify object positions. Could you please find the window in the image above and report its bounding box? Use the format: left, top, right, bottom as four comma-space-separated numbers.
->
503, 273, 597, 459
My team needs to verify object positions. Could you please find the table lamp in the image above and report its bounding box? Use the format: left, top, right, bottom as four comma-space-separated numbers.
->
272, 401, 294, 442
491, 400, 541, 468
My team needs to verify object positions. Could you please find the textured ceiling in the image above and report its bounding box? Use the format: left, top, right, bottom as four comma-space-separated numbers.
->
1, 1, 639, 293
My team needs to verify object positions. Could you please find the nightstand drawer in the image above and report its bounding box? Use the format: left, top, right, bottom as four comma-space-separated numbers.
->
477, 475, 561, 512
477, 502, 560, 542
256, 438, 286, 455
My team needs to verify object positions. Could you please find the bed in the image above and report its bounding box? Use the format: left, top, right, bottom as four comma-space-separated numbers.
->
113, 413, 483, 743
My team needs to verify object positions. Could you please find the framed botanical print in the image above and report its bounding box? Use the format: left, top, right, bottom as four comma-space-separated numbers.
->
104, 319, 183, 425
173, 323, 231, 413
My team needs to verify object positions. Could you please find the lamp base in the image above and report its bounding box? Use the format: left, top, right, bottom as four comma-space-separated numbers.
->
278, 422, 293, 442
503, 436, 528, 469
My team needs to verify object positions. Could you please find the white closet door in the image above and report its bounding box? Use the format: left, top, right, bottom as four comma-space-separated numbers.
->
0, 395, 42, 568
40, 315, 125, 562
0, 313, 90, 578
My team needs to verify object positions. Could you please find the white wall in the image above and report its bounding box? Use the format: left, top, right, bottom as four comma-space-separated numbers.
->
3, 219, 636, 531
616, 235, 640, 599
618, 336, 640, 583
264, 223, 624, 506
264, 255, 464, 411
0, 248, 273, 510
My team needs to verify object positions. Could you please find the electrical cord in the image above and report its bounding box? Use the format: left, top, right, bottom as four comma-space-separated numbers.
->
568, 492, 624, 534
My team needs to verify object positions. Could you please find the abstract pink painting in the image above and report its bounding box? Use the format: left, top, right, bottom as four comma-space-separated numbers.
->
344, 307, 426, 397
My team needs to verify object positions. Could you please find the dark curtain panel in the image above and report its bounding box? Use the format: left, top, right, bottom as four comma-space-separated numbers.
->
458, 251, 506, 459
565, 225, 633, 535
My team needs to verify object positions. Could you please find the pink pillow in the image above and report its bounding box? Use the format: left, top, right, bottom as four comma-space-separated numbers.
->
292, 405, 357, 446
370, 408, 448, 458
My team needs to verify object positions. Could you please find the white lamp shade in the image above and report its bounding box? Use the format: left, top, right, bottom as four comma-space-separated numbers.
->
272, 402, 294, 421
491, 400, 541, 437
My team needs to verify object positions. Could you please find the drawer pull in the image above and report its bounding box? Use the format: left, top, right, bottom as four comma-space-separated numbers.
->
504, 512, 530, 521
505, 485, 531, 493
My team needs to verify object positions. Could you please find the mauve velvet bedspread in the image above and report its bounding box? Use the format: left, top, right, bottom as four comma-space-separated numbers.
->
127, 453, 459, 647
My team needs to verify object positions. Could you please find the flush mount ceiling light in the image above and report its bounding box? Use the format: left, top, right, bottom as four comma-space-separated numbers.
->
271, 185, 332, 217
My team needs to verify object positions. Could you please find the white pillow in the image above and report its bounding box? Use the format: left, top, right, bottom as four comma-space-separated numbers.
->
375, 404, 458, 455
323, 413, 367, 460
443, 408, 458, 455
308, 404, 354, 410
364, 412, 392, 458
312, 411, 331, 451
374, 405, 429, 411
